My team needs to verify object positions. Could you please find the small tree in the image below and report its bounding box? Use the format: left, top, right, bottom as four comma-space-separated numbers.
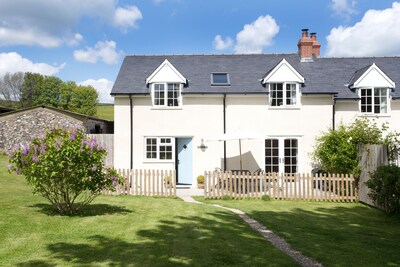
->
366, 165, 400, 214
8, 127, 121, 215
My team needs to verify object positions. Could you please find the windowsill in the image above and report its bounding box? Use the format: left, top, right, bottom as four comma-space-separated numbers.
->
358, 113, 391, 118
143, 159, 175, 163
268, 106, 301, 110
151, 107, 183, 110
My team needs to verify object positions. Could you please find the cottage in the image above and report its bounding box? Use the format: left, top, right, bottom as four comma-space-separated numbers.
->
0, 105, 113, 152
111, 29, 400, 187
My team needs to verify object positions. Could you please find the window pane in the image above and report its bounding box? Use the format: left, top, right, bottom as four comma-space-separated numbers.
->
271, 83, 284, 106
212, 73, 229, 84
286, 84, 297, 105
265, 139, 279, 173
145, 138, 157, 159
154, 84, 165, 106
167, 83, 180, 107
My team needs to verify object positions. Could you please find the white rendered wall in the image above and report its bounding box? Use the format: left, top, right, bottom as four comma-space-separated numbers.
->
336, 99, 400, 133
113, 96, 132, 169
130, 95, 224, 185
224, 95, 333, 173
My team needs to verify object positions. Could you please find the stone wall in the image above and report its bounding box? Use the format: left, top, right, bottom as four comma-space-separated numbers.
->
0, 108, 85, 152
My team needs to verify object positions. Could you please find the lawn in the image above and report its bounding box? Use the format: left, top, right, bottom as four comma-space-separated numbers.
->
0, 155, 297, 266
96, 104, 114, 121
200, 198, 400, 267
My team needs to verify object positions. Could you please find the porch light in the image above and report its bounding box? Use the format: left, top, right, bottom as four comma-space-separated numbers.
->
198, 139, 208, 151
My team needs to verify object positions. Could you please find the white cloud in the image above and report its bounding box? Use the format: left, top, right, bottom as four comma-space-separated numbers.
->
326, 2, 400, 57
79, 78, 114, 103
213, 35, 233, 50
213, 15, 279, 54
73, 41, 122, 64
0, 0, 142, 47
234, 15, 279, 54
331, 0, 357, 19
0, 52, 64, 76
113, 6, 142, 32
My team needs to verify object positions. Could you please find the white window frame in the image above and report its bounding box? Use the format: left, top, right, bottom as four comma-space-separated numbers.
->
144, 137, 175, 162
265, 137, 300, 174
269, 82, 300, 107
359, 87, 389, 115
151, 83, 182, 108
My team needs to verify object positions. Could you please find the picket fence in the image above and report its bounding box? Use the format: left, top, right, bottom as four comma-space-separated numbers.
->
204, 171, 357, 202
103, 169, 176, 197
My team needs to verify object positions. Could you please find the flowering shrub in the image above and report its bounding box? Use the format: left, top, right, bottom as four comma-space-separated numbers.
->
8, 127, 122, 215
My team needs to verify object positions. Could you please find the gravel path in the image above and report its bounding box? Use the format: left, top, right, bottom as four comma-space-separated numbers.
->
179, 196, 323, 267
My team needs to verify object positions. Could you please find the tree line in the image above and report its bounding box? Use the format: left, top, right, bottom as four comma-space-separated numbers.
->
0, 72, 98, 116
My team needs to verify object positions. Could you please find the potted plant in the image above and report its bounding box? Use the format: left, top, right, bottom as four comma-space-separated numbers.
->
197, 175, 205, 189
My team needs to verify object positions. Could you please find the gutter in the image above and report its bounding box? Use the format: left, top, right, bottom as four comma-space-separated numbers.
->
223, 94, 227, 171
129, 94, 133, 169
332, 97, 336, 131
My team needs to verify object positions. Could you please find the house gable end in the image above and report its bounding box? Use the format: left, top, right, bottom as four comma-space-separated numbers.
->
262, 58, 304, 84
145, 59, 186, 85
351, 63, 395, 89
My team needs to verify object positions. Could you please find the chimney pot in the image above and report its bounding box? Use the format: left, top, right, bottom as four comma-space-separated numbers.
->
301, 28, 309, 37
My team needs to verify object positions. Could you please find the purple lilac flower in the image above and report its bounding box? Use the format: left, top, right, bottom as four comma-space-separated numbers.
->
15, 168, 21, 175
32, 155, 39, 163
7, 163, 13, 170
39, 144, 47, 155
69, 131, 76, 141
12, 144, 20, 153
92, 165, 97, 171
21, 145, 30, 156
81, 140, 88, 147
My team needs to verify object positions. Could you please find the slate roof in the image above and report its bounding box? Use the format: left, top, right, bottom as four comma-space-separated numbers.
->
111, 54, 400, 100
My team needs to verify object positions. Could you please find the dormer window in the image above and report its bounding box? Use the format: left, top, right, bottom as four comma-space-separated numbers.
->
146, 59, 186, 108
211, 73, 230, 86
153, 83, 181, 107
270, 83, 298, 106
348, 63, 395, 115
360, 87, 388, 114
262, 59, 304, 108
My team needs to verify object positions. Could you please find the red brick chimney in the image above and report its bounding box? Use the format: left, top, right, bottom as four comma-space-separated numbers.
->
310, 32, 321, 58
298, 29, 313, 61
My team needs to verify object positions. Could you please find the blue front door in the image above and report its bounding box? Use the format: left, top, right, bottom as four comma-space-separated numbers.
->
177, 138, 193, 185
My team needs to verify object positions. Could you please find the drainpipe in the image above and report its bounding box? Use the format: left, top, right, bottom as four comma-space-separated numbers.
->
129, 94, 133, 169
332, 97, 336, 131
223, 94, 227, 171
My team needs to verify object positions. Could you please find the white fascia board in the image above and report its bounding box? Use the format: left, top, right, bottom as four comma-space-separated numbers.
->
146, 59, 186, 84
262, 58, 305, 84
353, 63, 395, 88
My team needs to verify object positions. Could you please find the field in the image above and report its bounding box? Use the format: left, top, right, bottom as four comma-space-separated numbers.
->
96, 104, 114, 121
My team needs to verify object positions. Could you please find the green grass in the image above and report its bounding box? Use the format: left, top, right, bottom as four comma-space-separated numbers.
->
96, 104, 114, 121
199, 198, 400, 267
0, 155, 297, 266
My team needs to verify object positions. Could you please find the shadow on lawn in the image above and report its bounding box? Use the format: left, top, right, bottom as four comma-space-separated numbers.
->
37, 211, 296, 267
246, 204, 400, 267
29, 203, 132, 216
16, 260, 56, 267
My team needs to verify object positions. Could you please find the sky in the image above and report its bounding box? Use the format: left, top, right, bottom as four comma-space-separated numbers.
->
1, 0, 399, 103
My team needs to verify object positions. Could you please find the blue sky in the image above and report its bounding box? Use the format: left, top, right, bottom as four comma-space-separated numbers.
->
0, 0, 399, 103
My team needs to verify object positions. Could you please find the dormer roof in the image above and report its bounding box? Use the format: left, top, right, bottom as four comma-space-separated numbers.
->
145, 59, 186, 85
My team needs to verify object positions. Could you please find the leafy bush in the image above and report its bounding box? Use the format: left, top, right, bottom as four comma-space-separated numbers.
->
197, 175, 205, 184
366, 165, 400, 214
312, 118, 398, 176
8, 127, 122, 215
